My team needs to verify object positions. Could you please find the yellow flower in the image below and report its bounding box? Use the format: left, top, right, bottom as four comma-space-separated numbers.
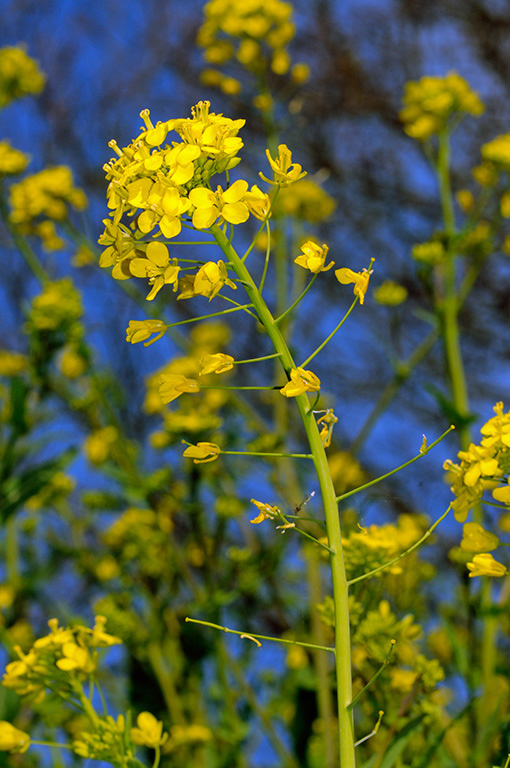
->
294, 241, 334, 273
56, 642, 94, 673
373, 280, 407, 306
193, 260, 237, 300
335, 267, 371, 304
182, 442, 221, 463
0, 46, 45, 108
460, 522, 499, 552
481, 133, 510, 170
466, 553, 507, 577
0, 722, 30, 753
280, 367, 320, 398
84, 426, 118, 465
250, 499, 280, 524
126, 319, 168, 345
129, 242, 180, 301
130, 712, 168, 749
316, 409, 338, 448
198, 353, 235, 375
189, 180, 250, 228
0, 350, 27, 376
159, 374, 200, 404
493, 481, 510, 505
0, 140, 29, 175
457, 443, 499, 486
259, 144, 307, 187
412, 241, 445, 264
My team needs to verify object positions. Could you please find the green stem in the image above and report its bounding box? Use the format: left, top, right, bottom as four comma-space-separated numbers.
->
274, 273, 318, 324
437, 129, 470, 448
347, 506, 451, 586
337, 425, 454, 503
210, 223, 356, 768
185, 618, 334, 653
0, 187, 48, 285
300, 297, 358, 368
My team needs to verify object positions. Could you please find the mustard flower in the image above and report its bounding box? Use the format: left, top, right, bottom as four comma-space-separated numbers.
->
280, 367, 320, 398
182, 442, 221, 463
335, 267, 371, 304
0, 350, 27, 376
456, 443, 499, 487
460, 522, 499, 553
159, 374, 200, 404
0, 722, 30, 753
0, 46, 45, 108
126, 319, 168, 345
129, 242, 180, 301
130, 712, 168, 749
481, 133, 510, 170
294, 241, 334, 273
199, 353, 235, 375
373, 280, 408, 306
250, 499, 280, 524
56, 642, 94, 673
189, 180, 250, 228
259, 144, 307, 187
316, 409, 338, 448
493, 481, 510, 505
466, 553, 507, 578
193, 260, 237, 300
0, 140, 29, 175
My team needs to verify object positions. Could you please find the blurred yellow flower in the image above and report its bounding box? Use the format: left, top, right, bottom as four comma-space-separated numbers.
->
460, 522, 499, 552
159, 374, 200, 404
130, 712, 168, 749
373, 280, 407, 306
466, 553, 507, 577
0, 722, 30, 753
182, 442, 221, 463
199, 353, 235, 375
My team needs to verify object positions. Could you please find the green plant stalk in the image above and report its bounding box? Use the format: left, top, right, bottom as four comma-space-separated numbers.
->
437, 129, 470, 451
210, 223, 355, 768
437, 127, 496, 756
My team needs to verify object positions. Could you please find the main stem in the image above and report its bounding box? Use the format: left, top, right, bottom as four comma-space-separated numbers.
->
211, 224, 355, 767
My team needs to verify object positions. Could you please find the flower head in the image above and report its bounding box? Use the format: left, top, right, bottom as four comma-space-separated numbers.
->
250, 499, 280, 524
189, 180, 250, 228
335, 267, 372, 304
129, 242, 180, 300
126, 319, 168, 345
259, 144, 307, 187
130, 712, 168, 749
182, 442, 221, 463
193, 260, 237, 300
159, 374, 200, 404
0, 722, 30, 753
280, 367, 320, 398
294, 241, 334, 273
466, 553, 507, 578
460, 522, 499, 553
199, 353, 235, 375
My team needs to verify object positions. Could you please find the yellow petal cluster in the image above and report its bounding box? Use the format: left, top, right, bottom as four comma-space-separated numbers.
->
373, 280, 408, 306
444, 402, 510, 522
274, 179, 336, 223
260, 144, 307, 187
250, 498, 280, 524
159, 374, 200, 404
335, 267, 371, 304
199, 353, 235, 375
0, 46, 45, 109
0, 140, 29, 175
294, 241, 334, 273
466, 553, 507, 578
0, 721, 30, 753
182, 442, 222, 463
130, 712, 168, 749
280, 367, 320, 398
197, 0, 299, 86
400, 72, 484, 140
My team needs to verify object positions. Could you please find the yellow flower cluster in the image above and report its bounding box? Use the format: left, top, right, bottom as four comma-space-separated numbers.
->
373, 280, 408, 306
26, 278, 83, 334
103, 506, 175, 580
0, 350, 27, 377
99, 102, 269, 300
2, 616, 121, 701
10, 166, 87, 250
0, 46, 45, 109
273, 179, 336, 223
342, 515, 427, 581
72, 715, 127, 762
444, 402, 510, 522
197, 0, 302, 93
400, 72, 484, 140
0, 140, 29, 175
481, 133, 510, 171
